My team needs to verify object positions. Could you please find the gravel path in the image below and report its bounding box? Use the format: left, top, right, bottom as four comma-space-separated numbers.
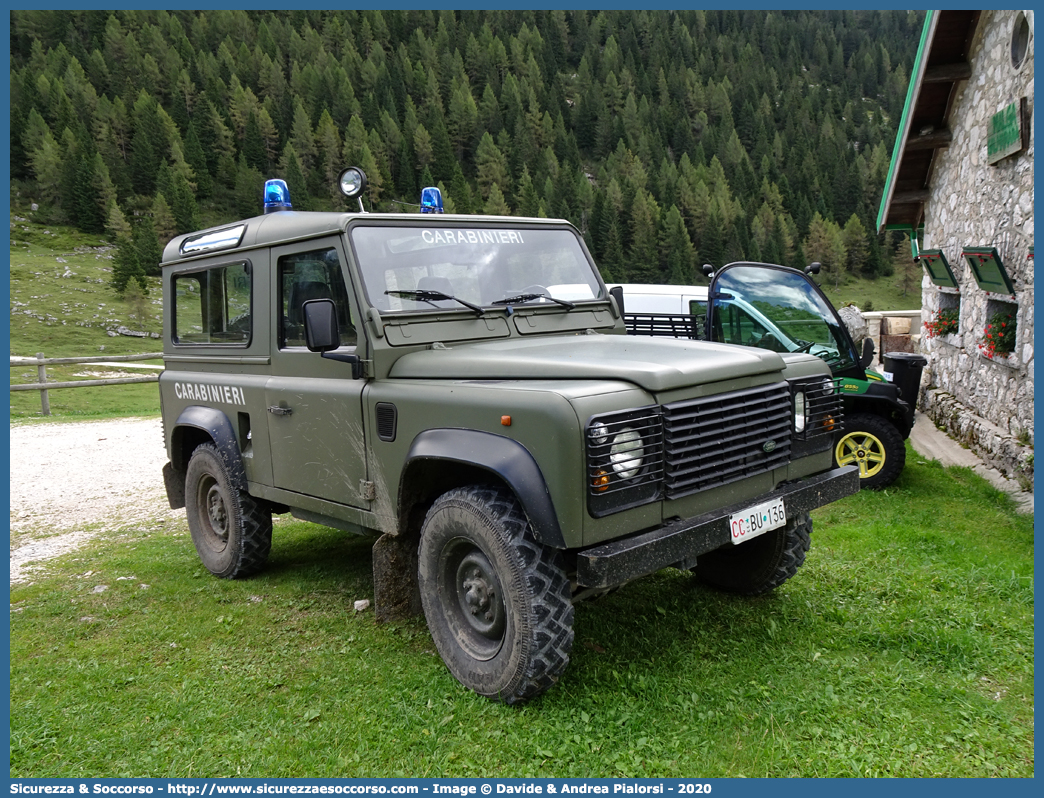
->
9, 416, 180, 584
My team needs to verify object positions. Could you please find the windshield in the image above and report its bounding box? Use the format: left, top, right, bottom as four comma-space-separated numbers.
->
349, 225, 604, 313
712, 264, 859, 371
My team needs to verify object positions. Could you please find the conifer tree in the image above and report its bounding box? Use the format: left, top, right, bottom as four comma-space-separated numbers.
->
234, 157, 264, 218
449, 162, 474, 214
110, 234, 147, 296
152, 193, 177, 242
598, 217, 625, 282
134, 216, 163, 277
242, 110, 267, 172
475, 132, 509, 200
280, 143, 309, 209
660, 204, 697, 285
483, 183, 510, 215
106, 202, 131, 240
841, 213, 869, 277
183, 120, 212, 198
628, 189, 661, 283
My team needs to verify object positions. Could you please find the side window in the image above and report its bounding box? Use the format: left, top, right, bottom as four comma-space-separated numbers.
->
278, 247, 356, 349
173, 261, 251, 345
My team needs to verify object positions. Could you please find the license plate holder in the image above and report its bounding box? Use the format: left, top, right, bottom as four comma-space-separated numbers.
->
729, 498, 786, 544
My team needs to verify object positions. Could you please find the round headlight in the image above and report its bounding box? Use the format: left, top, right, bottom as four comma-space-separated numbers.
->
609, 428, 644, 479
589, 422, 609, 446
338, 167, 368, 198
794, 391, 807, 433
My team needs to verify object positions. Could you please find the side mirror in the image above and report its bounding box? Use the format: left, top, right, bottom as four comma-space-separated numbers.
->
701, 264, 715, 278
860, 337, 875, 368
303, 298, 363, 379
303, 298, 339, 352
805, 262, 822, 275
608, 285, 625, 318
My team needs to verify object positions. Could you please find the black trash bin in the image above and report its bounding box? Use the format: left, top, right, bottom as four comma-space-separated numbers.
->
883, 351, 927, 407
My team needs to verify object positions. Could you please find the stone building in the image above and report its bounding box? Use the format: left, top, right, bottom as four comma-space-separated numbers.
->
878, 9, 1033, 485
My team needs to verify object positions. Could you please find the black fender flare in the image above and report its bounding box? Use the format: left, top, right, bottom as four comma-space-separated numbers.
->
170, 405, 248, 492
401, 429, 566, 549
844, 381, 914, 438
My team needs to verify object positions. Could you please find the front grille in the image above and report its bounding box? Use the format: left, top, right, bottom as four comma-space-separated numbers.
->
661, 382, 792, 498
584, 379, 845, 515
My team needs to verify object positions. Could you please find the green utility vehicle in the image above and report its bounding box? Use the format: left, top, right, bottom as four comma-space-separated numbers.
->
617, 262, 916, 489
159, 171, 858, 703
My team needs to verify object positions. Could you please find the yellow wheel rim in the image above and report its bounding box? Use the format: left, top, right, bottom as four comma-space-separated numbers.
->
835, 430, 887, 479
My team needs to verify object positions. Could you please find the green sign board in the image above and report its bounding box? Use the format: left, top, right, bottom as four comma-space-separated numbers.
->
987, 99, 1027, 164
963, 247, 1015, 295
918, 249, 958, 288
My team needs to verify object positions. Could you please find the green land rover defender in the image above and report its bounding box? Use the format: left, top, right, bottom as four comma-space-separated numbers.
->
159, 172, 858, 703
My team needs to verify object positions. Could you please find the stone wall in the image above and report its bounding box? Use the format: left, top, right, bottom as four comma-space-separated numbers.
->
919, 10, 1034, 481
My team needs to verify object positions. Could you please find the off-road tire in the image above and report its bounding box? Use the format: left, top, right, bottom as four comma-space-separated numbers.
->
185, 443, 272, 578
693, 512, 812, 596
417, 485, 574, 704
834, 412, 905, 490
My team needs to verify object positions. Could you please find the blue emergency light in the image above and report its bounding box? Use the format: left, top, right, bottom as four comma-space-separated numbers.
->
420, 186, 444, 213
263, 179, 292, 213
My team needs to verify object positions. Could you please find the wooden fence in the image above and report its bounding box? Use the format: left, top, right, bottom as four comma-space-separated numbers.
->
10, 352, 163, 416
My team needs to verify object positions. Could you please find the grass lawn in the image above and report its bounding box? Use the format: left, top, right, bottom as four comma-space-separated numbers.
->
9, 216, 163, 422
815, 272, 923, 313
9, 449, 1033, 778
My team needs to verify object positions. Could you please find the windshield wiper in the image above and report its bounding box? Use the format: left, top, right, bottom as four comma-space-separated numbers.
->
792, 339, 816, 353
385, 289, 484, 316
492, 292, 576, 310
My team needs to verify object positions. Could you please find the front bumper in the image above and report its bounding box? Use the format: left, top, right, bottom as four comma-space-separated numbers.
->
575, 465, 859, 588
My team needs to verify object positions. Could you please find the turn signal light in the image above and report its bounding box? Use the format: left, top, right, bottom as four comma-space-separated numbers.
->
592, 470, 610, 492
823, 414, 836, 432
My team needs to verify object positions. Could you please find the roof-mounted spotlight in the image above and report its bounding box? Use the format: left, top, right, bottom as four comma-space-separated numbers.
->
263, 179, 292, 214
338, 167, 368, 213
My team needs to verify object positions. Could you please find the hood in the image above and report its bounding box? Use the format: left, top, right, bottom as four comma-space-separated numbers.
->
388, 334, 785, 393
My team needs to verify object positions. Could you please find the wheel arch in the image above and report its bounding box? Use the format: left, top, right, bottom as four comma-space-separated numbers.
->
843, 392, 913, 439
170, 405, 247, 492
398, 429, 567, 549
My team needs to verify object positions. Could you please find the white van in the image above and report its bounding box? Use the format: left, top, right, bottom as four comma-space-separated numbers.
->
606, 283, 708, 316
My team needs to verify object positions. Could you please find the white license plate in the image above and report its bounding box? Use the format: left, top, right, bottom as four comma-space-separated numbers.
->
729, 498, 786, 544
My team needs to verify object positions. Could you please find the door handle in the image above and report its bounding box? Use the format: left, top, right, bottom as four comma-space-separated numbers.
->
267, 405, 292, 416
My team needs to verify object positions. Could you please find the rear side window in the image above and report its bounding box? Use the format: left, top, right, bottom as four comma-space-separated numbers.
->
173, 261, 252, 345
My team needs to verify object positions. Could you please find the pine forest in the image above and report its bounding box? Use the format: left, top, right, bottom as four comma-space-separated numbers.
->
9, 9, 925, 293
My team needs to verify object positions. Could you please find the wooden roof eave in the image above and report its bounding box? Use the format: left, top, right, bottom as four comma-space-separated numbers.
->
877, 11, 981, 236
876, 11, 939, 235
